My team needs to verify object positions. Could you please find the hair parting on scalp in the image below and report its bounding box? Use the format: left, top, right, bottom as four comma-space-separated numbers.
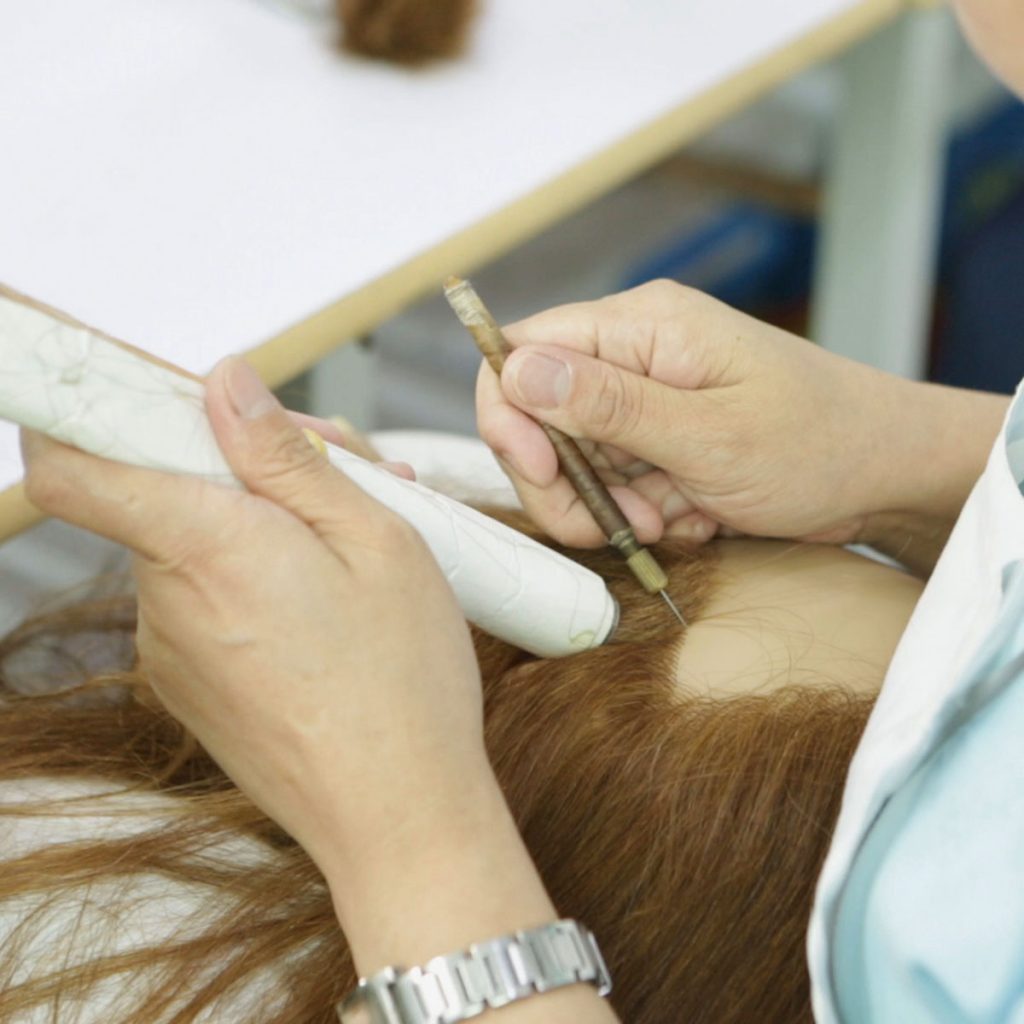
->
0, 510, 872, 1023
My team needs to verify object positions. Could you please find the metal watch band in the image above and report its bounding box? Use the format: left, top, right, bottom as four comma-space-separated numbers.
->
337, 919, 612, 1024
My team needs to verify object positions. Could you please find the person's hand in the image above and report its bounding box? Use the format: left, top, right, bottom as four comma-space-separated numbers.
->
477, 280, 1006, 552
20, 357, 489, 881
19, 357, 622, 1012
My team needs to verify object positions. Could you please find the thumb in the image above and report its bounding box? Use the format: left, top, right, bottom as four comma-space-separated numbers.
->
501, 344, 696, 469
207, 356, 385, 540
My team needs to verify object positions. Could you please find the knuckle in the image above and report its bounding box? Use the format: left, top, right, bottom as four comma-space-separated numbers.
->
660, 281, 706, 318
632, 278, 696, 313
642, 278, 682, 303
22, 469, 53, 511
614, 280, 712, 325
23, 456, 74, 512
149, 529, 211, 576
149, 486, 239, 576
254, 428, 324, 488
367, 509, 421, 551
154, 522, 225, 576
585, 368, 641, 439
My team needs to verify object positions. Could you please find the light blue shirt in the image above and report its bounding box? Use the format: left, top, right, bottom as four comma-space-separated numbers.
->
834, 562, 1024, 1021
811, 387, 1024, 1022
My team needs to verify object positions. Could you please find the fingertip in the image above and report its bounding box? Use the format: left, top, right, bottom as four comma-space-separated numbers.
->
608, 486, 664, 545
534, 498, 608, 550
491, 409, 559, 489
203, 356, 234, 410
221, 356, 281, 421
207, 359, 322, 484
202, 358, 238, 437
380, 460, 416, 481
666, 512, 719, 544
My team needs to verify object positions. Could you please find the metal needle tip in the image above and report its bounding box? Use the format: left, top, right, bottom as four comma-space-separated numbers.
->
659, 589, 687, 626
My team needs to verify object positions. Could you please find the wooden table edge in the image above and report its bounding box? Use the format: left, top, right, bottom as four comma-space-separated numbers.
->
1, 0, 904, 544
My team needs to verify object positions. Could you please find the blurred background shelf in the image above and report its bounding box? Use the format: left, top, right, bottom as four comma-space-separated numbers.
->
355, 22, 1022, 435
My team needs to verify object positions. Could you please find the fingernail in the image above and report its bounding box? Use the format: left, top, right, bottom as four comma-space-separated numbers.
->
688, 518, 717, 542
302, 428, 327, 456
380, 460, 416, 481
510, 353, 570, 409
327, 414, 355, 441
225, 358, 280, 420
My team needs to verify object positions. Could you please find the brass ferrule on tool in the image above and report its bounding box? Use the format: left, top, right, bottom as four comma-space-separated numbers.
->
611, 529, 669, 594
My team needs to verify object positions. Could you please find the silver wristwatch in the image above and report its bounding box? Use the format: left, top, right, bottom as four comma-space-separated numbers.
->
337, 919, 612, 1024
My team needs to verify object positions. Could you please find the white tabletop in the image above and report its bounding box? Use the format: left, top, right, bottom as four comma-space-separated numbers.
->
0, 0, 889, 494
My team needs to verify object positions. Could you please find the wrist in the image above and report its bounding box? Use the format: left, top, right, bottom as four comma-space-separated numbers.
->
866, 376, 1007, 521
855, 508, 958, 577
852, 379, 1008, 574
321, 765, 557, 977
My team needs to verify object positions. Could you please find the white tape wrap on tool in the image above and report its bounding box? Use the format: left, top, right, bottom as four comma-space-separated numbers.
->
0, 293, 618, 657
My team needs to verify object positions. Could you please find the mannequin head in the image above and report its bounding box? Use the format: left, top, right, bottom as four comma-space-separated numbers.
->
0, 515, 906, 1022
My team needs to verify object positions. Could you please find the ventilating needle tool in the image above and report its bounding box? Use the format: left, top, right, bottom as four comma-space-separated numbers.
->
444, 276, 686, 626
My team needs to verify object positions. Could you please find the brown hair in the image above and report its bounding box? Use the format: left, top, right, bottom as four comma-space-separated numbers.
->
337, 0, 479, 66
0, 512, 872, 1022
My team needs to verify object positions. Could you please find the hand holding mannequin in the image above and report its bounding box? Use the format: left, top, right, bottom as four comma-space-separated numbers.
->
477, 281, 1009, 574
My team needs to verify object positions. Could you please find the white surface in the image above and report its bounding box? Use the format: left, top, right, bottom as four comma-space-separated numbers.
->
0, 293, 617, 657
808, 385, 1024, 1018
371, 430, 519, 507
0, 0, 872, 491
